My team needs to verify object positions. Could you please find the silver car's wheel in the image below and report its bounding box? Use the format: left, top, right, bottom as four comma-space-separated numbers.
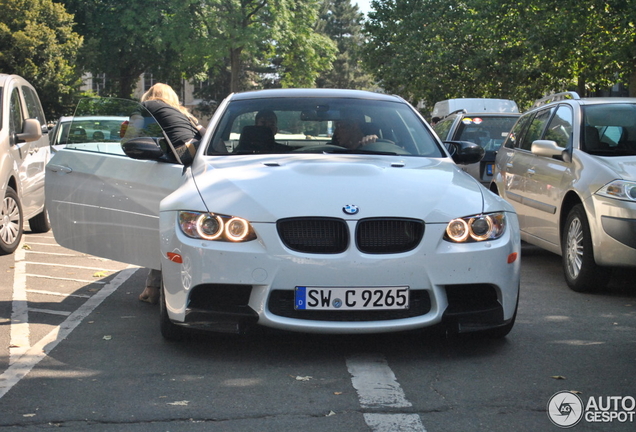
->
562, 204, 610, 292
0, 187, 23, 255
28, 206, 51, 233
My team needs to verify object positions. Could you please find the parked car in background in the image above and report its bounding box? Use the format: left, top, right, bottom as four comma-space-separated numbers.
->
49, 115, 128, 152
0, 74, 51, 254
433, 98, 520, 185
46, 89, 520, 340
491, 92, 636, 292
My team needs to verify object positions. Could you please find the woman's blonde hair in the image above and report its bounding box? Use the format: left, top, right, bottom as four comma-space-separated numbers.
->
141, 83, 198, 124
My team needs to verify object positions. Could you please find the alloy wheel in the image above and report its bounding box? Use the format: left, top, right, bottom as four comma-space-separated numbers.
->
1, 194, 21, 247
565, 216, 583, 279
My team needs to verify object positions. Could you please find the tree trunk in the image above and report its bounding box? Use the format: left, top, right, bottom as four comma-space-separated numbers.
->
577, 76, 586, 97
230, 47, 243, 93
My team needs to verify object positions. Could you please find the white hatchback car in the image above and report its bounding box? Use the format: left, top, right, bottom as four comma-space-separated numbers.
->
46, 89, 521, 340
491, 92, 636, 292
0, 74, 51, 254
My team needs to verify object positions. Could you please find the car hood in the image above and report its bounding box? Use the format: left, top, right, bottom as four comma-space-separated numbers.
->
595, 154, 636, 181
186, 154, 489, 223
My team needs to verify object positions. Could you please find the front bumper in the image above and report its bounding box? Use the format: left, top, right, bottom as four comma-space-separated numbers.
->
587, 196, 636, 267
159, 214, 521, 334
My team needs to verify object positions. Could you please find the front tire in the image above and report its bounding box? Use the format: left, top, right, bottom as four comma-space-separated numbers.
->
159, 281, 187, 341
0, 187, 23, 255
29, 206, 51, 233
562, 204, 610, 292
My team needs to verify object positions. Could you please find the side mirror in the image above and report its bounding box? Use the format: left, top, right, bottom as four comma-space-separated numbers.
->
444, 140, 485, 165
122, 137, 165, 160
15, 118, 43, 144
531, 140, 563, 158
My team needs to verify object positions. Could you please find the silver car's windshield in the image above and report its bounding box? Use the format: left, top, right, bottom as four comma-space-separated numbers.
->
582, 103, 636, 156
205, 97, 444, 157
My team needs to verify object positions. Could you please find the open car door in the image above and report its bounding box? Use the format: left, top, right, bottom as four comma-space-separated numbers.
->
45, 98, 185, 269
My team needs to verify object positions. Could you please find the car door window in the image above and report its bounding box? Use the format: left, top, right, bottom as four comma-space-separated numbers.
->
504, 114, 533, 149
9, 88, 24, 137
521, 108, 554, 151
543, 105, 573, 148
22, 86, 46, 126
432, 117, 454, 139
65, 98, 159, 156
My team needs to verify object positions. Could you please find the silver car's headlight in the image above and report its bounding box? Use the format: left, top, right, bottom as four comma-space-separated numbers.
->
178, 211, 256, 242
445, 212, 506, 243
596, 180, 636, 202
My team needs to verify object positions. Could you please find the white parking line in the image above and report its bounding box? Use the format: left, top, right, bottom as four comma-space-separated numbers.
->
25, 274, 106, 284
0, 267, 138, 400
9, 245, 29, 364
24, 261, 121, 272
27, 308, 72, 317
346, 354, 426, 432
26, 289, 91, 298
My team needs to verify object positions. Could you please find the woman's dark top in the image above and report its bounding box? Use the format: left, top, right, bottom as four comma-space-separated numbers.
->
142, 100, 200, 147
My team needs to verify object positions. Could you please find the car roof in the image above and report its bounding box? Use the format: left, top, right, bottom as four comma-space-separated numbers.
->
576, 97, 636, 106
456, 112, 520, 117
229, 88, 404, 103
58, 115, 128, 122
0, 73, 24, 86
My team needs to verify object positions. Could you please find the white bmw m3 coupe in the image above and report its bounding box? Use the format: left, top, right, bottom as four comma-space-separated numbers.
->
46, 89, 521, 340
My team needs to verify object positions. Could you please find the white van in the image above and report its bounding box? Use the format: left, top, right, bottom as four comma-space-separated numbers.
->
0, 74, 51, 254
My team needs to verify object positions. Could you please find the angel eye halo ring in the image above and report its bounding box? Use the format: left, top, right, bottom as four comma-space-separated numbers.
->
445, 213, 506, 243
178, 211, 255, 242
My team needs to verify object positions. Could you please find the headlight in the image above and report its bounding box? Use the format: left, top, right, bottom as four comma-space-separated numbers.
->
445, 212, 506, 243
596, 180, 636, 202
178, 211, 256, 242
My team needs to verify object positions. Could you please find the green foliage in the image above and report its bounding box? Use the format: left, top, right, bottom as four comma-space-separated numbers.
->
0, 0, 83, 118
363, 0, 636, 111
315, 0, 373, 89
274, 0, 337, 88
61, 0, 192, 98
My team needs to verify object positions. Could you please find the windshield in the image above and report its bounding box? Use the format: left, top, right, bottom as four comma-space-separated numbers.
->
582, 103, 636, 156
206, 97, 444, 157
454, 115, 519, 152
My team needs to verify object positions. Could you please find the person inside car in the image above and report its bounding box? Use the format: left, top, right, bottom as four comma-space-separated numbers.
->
331, 118, 378, 149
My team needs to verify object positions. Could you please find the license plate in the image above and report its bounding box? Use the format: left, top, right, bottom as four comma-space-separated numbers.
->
294, 286, 409, 310
486, 163, 494, 176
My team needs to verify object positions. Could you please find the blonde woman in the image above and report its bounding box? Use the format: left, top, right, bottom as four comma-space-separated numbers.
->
138, 83, 205, 304
140, 83, 205, 165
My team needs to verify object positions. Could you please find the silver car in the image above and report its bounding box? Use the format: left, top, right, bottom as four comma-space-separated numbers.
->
0, 74, 51, 254
491, 92, 636, 292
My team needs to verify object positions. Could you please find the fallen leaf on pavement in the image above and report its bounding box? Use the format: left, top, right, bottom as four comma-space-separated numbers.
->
295, 376, 312, 381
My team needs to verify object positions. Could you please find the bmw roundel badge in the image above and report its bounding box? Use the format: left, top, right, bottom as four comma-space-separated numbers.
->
343, 204, 359, 215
